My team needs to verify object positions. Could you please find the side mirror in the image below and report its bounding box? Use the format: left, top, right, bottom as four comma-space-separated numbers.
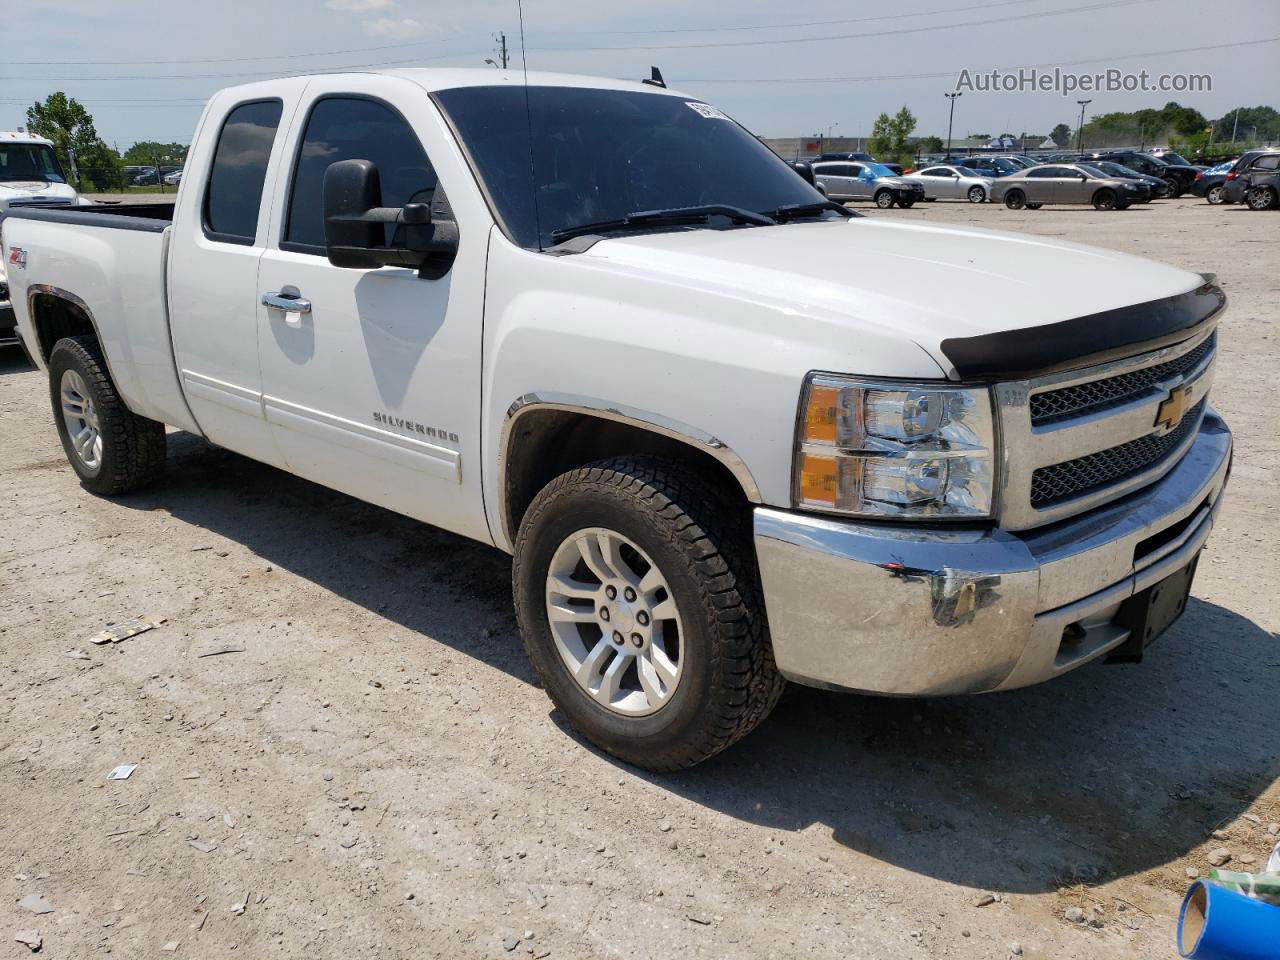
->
791, 161, 817, 187
322, 158, 458, 276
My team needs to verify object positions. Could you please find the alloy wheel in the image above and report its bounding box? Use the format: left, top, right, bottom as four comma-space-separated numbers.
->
60, 369, 103, 472
544, 528, 684, 717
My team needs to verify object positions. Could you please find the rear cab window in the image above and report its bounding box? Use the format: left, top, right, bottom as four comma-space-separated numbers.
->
203, 99, 284, 244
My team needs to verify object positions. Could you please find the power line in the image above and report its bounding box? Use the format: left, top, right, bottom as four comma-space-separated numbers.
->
5, 37, 460, 66
585, 0, 1052, 34
676, 36, 1280, 84
3, 0, 1150, 81
524, 0, 1155, 53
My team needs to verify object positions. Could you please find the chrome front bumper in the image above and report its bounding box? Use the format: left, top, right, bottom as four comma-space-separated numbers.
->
754, 410, 1232, 696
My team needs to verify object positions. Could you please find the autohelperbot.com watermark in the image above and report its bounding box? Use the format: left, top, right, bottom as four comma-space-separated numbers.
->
955, 67, 1212, 98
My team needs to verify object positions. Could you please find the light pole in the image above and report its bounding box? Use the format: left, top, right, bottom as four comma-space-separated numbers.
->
827, 122, 839, 139
944, 92, 961, 160
1075, 99, 1092, 155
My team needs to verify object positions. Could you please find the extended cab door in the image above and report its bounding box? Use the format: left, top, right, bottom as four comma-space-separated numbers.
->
253, 75, 492, 544
167, 81, 308, 467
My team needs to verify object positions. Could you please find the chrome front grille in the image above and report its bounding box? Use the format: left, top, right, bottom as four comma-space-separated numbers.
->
994, 324, 1217, 530
1030, 332, 1216, 426
1030, 398, 1206, 507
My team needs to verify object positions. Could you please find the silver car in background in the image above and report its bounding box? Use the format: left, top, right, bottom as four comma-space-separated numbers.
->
991, 162, 1151, 210
899, 164, 994, 202
811, 160, 927, 208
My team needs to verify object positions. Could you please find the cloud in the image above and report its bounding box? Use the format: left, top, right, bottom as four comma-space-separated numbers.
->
362, 16, 424, 38
325, 0, 397, 10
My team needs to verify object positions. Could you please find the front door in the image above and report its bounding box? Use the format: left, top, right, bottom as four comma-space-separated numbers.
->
254, 78, 491, 544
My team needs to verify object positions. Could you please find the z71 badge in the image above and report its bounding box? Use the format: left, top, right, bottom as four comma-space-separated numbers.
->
7, 246, 27, 269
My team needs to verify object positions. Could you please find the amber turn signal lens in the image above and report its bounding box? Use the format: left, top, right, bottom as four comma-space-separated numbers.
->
803, 384, 840, 443
797, 452, 839, 506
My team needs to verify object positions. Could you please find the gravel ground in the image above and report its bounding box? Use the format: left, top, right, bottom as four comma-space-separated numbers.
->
2, 196, 1277, 960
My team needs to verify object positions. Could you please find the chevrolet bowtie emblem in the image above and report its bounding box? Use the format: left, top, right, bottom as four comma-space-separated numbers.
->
1154, 385, 1193, 432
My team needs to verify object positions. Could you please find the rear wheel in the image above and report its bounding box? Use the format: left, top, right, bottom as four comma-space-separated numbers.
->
1093, 189, 1117, 210
512, 457, 784, 771
1025, 202, 1043, 210
874, 190, 896, 209
1162, 178, 1179, 198
1247, 185, 1278, 210
48, 336, 166, 495
1004, 189, 1026, 210
1206, 184, 1226, 205
967, 185, 986, 203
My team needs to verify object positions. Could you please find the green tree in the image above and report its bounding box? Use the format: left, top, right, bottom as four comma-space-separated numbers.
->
1214, 106, 1280, 141
869, 106, 918, 164
121, 141, 189, 166
1049, 123, 1072, 148
917, 136, 944, 154
25, 92, 121, 190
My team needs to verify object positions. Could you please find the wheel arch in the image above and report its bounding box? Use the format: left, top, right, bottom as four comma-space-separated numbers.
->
497, 394, 761, 552
26, 284, 101, 366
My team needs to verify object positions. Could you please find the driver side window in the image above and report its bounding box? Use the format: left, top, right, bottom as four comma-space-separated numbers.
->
282, 96, 449, 254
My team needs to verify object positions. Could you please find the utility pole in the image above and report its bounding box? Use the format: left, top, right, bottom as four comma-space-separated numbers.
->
1231, 107, 1240, 143
487, 32, 509, 69
1075, 99, 1091, 155
944, 92, 961, 160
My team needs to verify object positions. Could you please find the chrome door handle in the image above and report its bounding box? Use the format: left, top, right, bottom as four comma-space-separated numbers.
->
262, 292, 311, 313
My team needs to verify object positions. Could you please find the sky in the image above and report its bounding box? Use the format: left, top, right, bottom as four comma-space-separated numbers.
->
2, 0, 1277, 149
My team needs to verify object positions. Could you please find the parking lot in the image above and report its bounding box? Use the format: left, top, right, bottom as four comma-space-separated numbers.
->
1, 195, 1277, 959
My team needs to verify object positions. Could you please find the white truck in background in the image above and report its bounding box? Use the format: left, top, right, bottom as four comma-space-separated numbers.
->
0, 70, 1231, 770
0, 130, 86, 346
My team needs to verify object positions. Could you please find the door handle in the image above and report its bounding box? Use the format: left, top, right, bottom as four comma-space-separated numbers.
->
262, 292, 311, 327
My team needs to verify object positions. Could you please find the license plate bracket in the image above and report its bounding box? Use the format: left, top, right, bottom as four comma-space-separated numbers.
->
1105, 554, 1200, 664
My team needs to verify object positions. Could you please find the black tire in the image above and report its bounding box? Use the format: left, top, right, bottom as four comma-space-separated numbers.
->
967, 185, 986, 203
512, 457, 784, 771
1116, 201, 1131, 210
924, 197, 938, 202
1206, 184, 1226, 205
1025, 202, 1043, 210
1092, 189, 1117, 210
1004, 189, 1026, 209
48, 336, 166, 495
898, 198, 916, 209
1247, 186, 1279, 211
874, 190, 896, 209
1162, 178, 1179, 198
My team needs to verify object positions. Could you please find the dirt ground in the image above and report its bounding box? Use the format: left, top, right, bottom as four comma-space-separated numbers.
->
2, 196, 1278, 960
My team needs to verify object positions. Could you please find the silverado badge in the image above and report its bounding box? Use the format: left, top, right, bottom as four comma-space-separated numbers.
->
7, 246, 27, 269
1154, 384, 1193, 433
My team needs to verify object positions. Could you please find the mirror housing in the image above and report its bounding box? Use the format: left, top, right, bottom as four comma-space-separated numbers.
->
322, 158, 458, 276
790, 160, 817, 187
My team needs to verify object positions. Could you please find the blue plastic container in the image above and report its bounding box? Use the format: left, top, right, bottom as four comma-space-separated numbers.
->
1178, 879, 1280, 959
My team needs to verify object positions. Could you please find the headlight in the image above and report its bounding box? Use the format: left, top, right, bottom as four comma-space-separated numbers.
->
794, 375, 997, 519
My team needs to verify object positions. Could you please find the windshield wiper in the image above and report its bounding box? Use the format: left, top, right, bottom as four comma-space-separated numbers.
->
765, 200, 853, 222
550, 204, 775, 244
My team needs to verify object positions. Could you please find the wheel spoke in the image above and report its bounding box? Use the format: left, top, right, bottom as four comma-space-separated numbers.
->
575, 636, 614, 685
547, 574, 599, 601
547, 599, 597, 624
650, 597, 678, 621
637, 654, 666, 704
648, 644, 680, 686
597, 533, 637, 587
74, 427, 94, 458
62, 392, 85, 417
637, 565, 664, 597
575, 535, 612, 584
592, 652, 629, 706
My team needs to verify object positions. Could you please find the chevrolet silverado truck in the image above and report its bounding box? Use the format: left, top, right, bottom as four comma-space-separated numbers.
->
1, 130, 87, 346
0, 70, 1231, 771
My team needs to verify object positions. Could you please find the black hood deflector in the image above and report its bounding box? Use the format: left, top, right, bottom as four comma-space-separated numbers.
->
939, 281, 1225, 381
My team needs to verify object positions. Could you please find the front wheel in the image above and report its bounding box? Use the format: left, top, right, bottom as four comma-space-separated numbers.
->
898, 197, 916, 208
1004, 189, 1026, 209
48, 336, 166, 495
874, 190, 896, 209
967, 185, 986, 203
513, 457, 784, 771
1247, 186, 1279, 210
1093, 189, 1117, 210
1025, 202, 1044, 210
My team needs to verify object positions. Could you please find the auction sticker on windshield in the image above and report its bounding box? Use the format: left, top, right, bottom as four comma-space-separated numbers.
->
686, 102, 730, 120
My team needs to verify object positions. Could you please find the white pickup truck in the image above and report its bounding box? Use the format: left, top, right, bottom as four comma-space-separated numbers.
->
0, 70, 1231, 770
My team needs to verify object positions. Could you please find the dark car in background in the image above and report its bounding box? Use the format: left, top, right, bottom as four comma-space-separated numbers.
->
1085, 160, 1168, 199
1190, 160, 1237, 204
1084, 151, 1198, 197
1224, 149, 1280, 208
954, 155, 1021, 178
818, 151, 874, 163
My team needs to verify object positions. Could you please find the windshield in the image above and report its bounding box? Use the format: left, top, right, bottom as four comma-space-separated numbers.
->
0, 142, 67, 183
1162, 152, 1192, 166
1100, 162, 1140, 177
862, 161, 897, 178
434, 85, 822, 249
1077, 164, 1108, 178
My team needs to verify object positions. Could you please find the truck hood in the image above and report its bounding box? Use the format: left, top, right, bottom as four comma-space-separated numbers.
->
579, 217, 1203, 376
0, 180, 78, 209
